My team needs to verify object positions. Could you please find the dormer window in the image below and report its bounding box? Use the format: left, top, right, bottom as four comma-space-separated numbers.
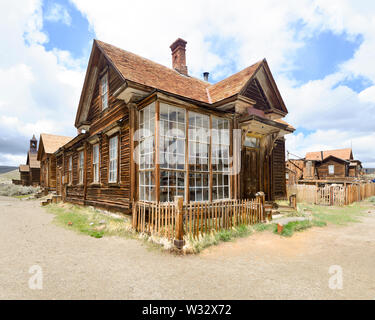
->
100, 72, 109, 110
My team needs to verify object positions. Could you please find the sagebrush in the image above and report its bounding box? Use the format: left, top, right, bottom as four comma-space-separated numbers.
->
0, 183, 40, 196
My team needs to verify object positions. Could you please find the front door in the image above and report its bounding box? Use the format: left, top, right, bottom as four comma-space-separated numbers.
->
241, 147, 259, 199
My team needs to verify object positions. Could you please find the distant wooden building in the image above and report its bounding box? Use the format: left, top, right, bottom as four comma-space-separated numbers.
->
37, 133, 72, 191
54, 39, 294, 213
288, 148, 363, 184
286, 159, 304, 185
18, 135, 40, 186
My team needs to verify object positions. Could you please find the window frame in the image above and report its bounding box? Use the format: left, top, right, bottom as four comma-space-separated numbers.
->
328, 164, 335, 175
92, 144, 100, 184
100, 72, 109, 111
68, 156, 73, 185
159, 103, 186, 202
211, 116, 231, 201
78, 150, 84, 185
108, 135, 119, 184
138, 103, 156, 201
188, 111, 210, 202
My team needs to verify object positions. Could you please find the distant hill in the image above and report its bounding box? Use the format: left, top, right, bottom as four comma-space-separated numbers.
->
0, 169, 20, 183
0, 166, 18, 174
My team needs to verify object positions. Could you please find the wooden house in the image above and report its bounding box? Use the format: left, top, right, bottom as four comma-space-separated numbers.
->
286, 159, 304, 185
37, 133, 72, 191
55, 39, 294, 213
18, 135, 40, 186
291, 148, 363, 183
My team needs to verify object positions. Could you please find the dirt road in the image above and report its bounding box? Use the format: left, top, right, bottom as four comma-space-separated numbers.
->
1, 196, 374, 299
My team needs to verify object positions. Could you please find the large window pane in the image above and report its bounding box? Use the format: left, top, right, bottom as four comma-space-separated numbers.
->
188, 112, 210, 201
139, 103, 155, 201
212, 117, 230, 200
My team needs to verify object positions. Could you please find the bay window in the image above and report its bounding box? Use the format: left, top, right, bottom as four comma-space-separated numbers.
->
138, 101, 231, 203
109, 136, 118, 183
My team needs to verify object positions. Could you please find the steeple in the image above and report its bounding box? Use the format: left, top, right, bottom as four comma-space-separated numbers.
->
30, 134, 37, 153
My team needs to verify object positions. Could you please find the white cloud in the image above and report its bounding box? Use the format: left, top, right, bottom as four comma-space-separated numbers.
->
70, 0, 375, 167
0, 0, 83, 165
1, 0, 375, 168
44, 3, 72, 26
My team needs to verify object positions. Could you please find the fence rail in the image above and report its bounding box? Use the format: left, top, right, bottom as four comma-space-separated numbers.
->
132, 194, 266, 246
287, 182, 375, 206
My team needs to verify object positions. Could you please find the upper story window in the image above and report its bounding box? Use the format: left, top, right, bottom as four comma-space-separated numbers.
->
328, 165, 335, 175
109, 136, 118, 183
78, 151, 84, 184
93, 144, 100, 183
100, 73, 109, 110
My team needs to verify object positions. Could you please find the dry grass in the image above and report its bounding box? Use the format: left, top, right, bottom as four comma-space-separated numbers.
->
0, 183, 40, 197
0, 170, 20, 183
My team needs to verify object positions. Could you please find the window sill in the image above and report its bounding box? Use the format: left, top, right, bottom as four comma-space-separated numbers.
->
108, 182, 120, 188
90, 182, 101, 187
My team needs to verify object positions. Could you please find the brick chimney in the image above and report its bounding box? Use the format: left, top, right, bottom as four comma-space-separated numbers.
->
170, 38, 188, 75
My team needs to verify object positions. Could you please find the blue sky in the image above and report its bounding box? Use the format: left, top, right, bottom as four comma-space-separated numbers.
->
42, 0, 94, 59
1, 0, 375, 167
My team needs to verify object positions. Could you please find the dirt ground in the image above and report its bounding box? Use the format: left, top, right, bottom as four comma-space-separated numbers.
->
1, 196, 375, 300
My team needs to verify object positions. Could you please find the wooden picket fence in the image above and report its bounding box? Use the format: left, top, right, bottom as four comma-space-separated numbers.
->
287, 182, 375, 206
133, 201, 177, 240
184, 199, 264, 239
132, 196, 265, 242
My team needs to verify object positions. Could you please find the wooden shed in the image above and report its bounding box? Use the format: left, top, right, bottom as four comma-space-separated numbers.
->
55, 39, 294, 213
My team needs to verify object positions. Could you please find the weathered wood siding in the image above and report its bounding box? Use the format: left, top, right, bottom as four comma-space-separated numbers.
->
272, 138, 286, 198
60, 58, 131, 213
316, 159, 347, 179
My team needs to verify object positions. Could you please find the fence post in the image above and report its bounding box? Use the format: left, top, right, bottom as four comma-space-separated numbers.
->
289, 193, 297, 210
132, 201, 138, 230
256, 192, 265, 222
174, 196, 185, 249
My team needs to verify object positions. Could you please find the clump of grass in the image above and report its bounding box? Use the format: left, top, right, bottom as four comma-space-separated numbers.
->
186, 224, 254, 253
304, 203, 367, 226
0, 183, 40, 197
46, 203, 134, 239
368, 196, 375, 203
253, 223, 275, 232
276, 219, 326, 237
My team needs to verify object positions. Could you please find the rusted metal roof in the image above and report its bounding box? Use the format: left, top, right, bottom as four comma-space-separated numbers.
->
305, 148, 353, 161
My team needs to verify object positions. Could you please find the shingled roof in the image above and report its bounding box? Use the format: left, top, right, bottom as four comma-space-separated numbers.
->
95, 40, 265, 105
38, 133, 73, 160
26, 152, 40, 169
305, 148, 353, 162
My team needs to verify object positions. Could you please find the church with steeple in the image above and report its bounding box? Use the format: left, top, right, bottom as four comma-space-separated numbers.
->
18, 135, 40, 186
